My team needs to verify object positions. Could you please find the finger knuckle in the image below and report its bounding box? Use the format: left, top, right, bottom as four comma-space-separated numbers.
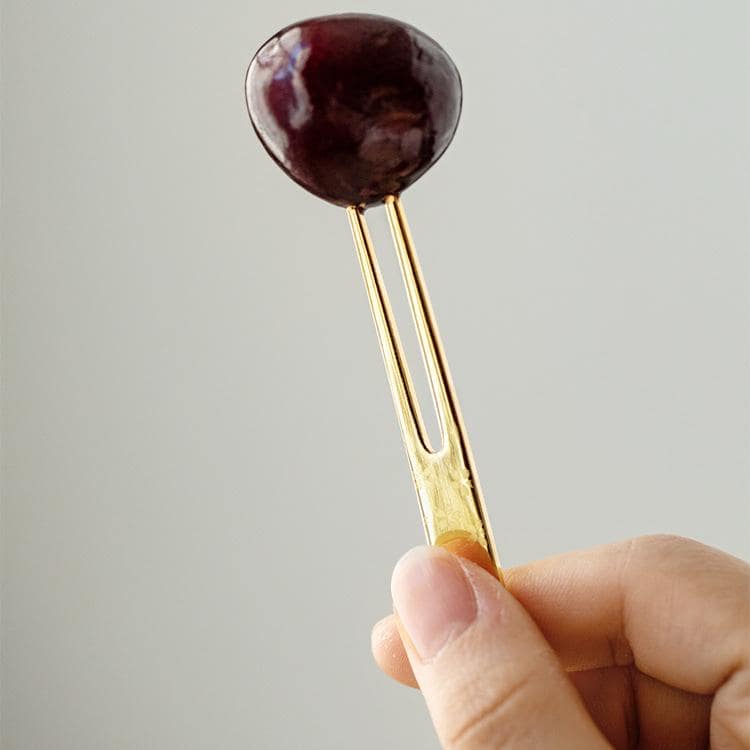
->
632, 533, 697, 554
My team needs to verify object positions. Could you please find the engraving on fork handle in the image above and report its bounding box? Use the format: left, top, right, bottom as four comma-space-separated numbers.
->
347, 196, 499, 573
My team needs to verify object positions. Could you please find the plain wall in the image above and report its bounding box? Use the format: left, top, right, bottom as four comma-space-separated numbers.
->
2, 1, 749, 747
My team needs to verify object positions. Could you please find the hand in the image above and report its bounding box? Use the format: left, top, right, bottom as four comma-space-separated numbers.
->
371, 535, 749, 749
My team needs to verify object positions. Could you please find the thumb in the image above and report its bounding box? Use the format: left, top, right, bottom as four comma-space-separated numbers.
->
391, 546, 610, 749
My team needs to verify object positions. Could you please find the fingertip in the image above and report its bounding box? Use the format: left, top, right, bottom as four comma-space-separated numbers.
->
370, 615, 393, 654
441, 536, 500, 579
371, 614, 419, 688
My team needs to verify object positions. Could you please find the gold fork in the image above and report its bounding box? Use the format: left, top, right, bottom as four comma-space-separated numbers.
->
347, 196, 500, 579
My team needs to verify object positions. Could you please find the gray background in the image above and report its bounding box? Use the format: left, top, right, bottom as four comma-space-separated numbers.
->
2, 1, 749, 747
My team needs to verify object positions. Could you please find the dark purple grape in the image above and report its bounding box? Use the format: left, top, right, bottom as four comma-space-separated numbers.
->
245, 14, 462, 207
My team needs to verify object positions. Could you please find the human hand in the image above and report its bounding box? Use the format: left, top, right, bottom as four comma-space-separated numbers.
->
371, 536, 749, 748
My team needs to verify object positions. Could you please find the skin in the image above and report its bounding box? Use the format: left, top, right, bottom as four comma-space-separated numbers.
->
372, 535, 750, 749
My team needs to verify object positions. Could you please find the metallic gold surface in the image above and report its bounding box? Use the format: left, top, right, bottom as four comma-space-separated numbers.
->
347, 196, 499, 573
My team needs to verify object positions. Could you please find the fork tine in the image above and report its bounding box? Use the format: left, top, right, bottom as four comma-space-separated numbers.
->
384, 196, 454, 450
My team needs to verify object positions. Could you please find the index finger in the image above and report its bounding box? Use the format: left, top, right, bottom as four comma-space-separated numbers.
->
505, 535, 749, 697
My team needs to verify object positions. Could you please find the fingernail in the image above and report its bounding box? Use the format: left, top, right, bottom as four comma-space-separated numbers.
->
391, 546, 477, 661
